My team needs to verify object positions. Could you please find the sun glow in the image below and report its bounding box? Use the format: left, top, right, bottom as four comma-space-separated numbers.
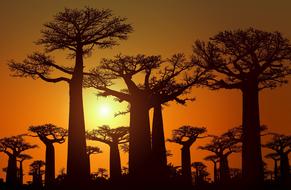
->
99, 104, 112, 117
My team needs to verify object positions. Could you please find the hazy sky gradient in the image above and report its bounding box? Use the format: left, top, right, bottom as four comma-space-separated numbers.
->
0, 0, 290, 182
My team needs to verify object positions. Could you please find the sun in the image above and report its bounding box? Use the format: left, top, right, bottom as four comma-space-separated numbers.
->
98, 104, 112, 118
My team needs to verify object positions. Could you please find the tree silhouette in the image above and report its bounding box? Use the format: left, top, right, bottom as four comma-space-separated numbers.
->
97, 168, 108, 179
86, 145, 102, 173
192, 28, 291, 185
204, 155, 219, 183
265, 152, 280, 182
263, 134, 291, 185
29, 160, 45, 188
84, 54, 210, 182
87, 125, 129, 181
8, 7, 132, 187
17, 154, 32, 186
191, 161, 207, 185
168, 125, 207, 186
29, 123, 67, 188
199, 134, 241, 184
0, 135, 37, 187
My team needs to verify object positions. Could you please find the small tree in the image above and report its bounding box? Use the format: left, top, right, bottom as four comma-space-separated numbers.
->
17, 154, 32, 185
29, 160, 45, 188
87, 125, 129, 180
191, 162, 207, 185
29, 123, 67, 187
8, 7, 132, 187
199, 133, 241, 184
192, 28, 291, 185
168, 125, 207, 186
0, 135, 37, 187
97, 168, 108, 179
86, 145, 102, 173
204, 155, 219, 183
264, 134, 291, 185
265, 152, 280, 182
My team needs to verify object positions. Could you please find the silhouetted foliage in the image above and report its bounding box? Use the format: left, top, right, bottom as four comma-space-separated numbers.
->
199, 133, 241, 184
192, 162, 208, 185
86, 145, 102, 173
193, 28, 291, 186
265, 152, 280, 182
87, 125, 129, 181
8, 7, 132, 188
84, 53, 211, 184
168, 125, 207, 186
204, 155, 219, 183
264, 134, 291, 185
29, 123, 67, 188
29, 160, 45, 188
17, 154, 32, 186
0, 135, 37, 188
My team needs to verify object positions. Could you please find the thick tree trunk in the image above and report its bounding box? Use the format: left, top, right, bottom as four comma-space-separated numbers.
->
151, 104, 167, 180
274, 159, 278, 182
128, 101, 151, 182
110, 143, 122, 181
280, 153, 290, 185
45, 143, 55, 188
181, 145, 192, 186
19, 161, 23, 186
66, 48, 90, 187
6, 155, 17, 186
241, 82, 264, 185
219, 156, 230, 184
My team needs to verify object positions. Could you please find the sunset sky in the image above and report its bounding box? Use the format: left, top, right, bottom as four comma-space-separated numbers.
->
0, 0, 290, 182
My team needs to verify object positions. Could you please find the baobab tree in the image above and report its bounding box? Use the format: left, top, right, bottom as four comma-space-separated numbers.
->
168, 125, 207, 186
17, 154, 32, 186
28, 123, 67, 187
263, 134, 291, 185
265, 152, 280, 182
191, 161, 207, 185
0, 135, 37, 187
29, 160, 45, 188
204, 155, 219, 183
84, 54, 210, 181
8, 7, 132, 187
192, 28, 291, 185
199, 134, 241, 184
86, 125, 129, 180
86, 145, 102, 173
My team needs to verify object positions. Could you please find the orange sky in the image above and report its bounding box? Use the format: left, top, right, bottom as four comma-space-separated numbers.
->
0, 0, 290, 183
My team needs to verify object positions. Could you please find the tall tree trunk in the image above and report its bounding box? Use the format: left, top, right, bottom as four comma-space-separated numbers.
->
241, 81, 264, 185
213, 161, 218, 183
151, 104, 167, 180
6, 155, 17, 186
219, 156, 230, 184
19, 161, 23, 186
110, 143, 122, 181
67, 47, 90, 187
280, 153, 290, 185
274, 159, 278, 182
45, 143, 55, 188
128, 100, 151, 183
181, 145, 192, 186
